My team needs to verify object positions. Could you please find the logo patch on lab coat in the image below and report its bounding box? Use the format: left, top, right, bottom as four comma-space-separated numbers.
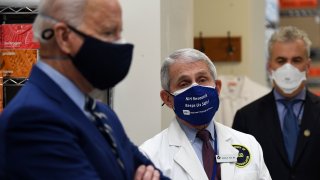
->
232, 144, 251, 168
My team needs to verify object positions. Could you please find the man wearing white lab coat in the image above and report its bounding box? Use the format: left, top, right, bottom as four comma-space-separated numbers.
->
139, 48, 271, 180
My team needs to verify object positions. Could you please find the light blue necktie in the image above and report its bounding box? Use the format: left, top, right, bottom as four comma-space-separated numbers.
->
280, 99, 300, 165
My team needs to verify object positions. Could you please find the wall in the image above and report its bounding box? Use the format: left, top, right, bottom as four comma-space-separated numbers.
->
160, 0, 194, 132
194, 0, 268, 86
116, 0, 193, 145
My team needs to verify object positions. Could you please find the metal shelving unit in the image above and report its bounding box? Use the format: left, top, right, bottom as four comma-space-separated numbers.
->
0, 6, 38, 24
0, 5, 36, 108
0, 6, 38, 14
280, 8, 319, 17
2, 77, 27, 107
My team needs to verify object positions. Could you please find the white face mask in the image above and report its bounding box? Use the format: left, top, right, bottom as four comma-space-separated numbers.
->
271, 63, 306, 94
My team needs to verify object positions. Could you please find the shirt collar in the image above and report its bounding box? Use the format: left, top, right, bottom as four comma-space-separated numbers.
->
36, 60, 86, 111
177, 118, 215, 143
273, 87, 306, 101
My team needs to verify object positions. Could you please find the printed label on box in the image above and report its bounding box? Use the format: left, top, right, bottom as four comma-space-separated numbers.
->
0, 49, 38, 77
0, 24, 40, 49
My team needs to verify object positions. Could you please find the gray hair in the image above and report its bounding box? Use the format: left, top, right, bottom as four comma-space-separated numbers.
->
268, 26, 312, 60
161, 48, 217, 91
33, 0, 87, 43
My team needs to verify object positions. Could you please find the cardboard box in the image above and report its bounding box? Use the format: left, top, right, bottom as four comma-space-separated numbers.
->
0, 49, 37, 77
0, 24, 40, 49
280, 0, 317, 9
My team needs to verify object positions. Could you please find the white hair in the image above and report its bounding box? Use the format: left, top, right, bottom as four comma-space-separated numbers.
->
268, 26, 312, 60
161, 48, 218, 91
33, 0, 87, 43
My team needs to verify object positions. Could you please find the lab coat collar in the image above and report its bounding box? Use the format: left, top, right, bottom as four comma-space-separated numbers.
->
168, 119, 208, 180
168, 119, 239, 180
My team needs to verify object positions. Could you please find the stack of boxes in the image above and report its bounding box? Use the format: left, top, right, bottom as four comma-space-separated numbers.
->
0, 24, 39, 111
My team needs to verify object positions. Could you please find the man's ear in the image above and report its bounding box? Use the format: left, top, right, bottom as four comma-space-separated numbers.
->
306, 58, 311, 74
266, 60, 272, 75
53, 22, 73, 54
160, 90, 174, 109
215, 79, 222, 95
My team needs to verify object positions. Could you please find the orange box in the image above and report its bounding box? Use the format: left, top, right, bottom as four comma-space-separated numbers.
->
309, 67, 320, 77
0, 49, 37, 77
0, 24, 40, 49
0, 77, 2, 112
280, 0, 317, 9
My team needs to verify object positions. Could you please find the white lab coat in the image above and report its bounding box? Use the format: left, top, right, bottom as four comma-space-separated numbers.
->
215, 75, 270, 127
140, 119, 271, 180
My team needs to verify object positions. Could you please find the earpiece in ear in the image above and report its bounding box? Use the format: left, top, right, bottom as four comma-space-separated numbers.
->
42, 29, 54, 40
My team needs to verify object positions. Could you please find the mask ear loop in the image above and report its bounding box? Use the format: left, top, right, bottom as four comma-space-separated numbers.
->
63, 25, 88, 61
67, 25, 87, 38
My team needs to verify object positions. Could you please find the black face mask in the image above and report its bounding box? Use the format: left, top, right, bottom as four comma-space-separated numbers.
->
67, 25, 134, 90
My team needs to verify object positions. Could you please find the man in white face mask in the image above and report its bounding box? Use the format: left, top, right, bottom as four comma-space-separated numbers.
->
233, 26, 320, 180
269, 29, 310, 97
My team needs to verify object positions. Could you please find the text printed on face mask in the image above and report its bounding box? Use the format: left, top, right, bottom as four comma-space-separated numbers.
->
185, 94, 208, 101
184, 94, 210, 108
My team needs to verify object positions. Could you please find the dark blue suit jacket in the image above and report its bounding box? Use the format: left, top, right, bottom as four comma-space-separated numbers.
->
0, 66, 168, 180
233, 90, 320, 180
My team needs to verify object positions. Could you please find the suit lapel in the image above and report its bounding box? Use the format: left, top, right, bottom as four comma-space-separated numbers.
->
293, 91, 320, 166
28, 66, 68, 103
29, 66, 107, 137
29, 66, 123, 171
215, 122, 238, 180
169, 120, 208, 180
263, 92, 290, 165
28, 66, 88, 123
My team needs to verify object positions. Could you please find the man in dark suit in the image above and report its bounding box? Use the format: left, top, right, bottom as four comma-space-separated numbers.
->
233, 26, 320, 180
0, 0, 168, 179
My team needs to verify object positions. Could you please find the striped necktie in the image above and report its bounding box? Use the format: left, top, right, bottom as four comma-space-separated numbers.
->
85, 96, 125, 170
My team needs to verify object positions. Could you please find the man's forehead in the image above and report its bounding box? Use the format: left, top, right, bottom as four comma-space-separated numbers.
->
85, 0, 121, 19
170, 61, 210, 79
81, 0, 122, 29
170, 60, 208, 71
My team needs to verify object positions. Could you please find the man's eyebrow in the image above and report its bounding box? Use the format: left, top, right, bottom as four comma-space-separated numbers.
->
175, 75, 189, 83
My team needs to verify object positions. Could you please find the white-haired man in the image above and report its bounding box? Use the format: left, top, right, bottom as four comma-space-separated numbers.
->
140, 48, 271, 180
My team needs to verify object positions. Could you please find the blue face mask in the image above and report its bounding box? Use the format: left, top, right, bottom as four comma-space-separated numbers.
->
170, 84, 219, 126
